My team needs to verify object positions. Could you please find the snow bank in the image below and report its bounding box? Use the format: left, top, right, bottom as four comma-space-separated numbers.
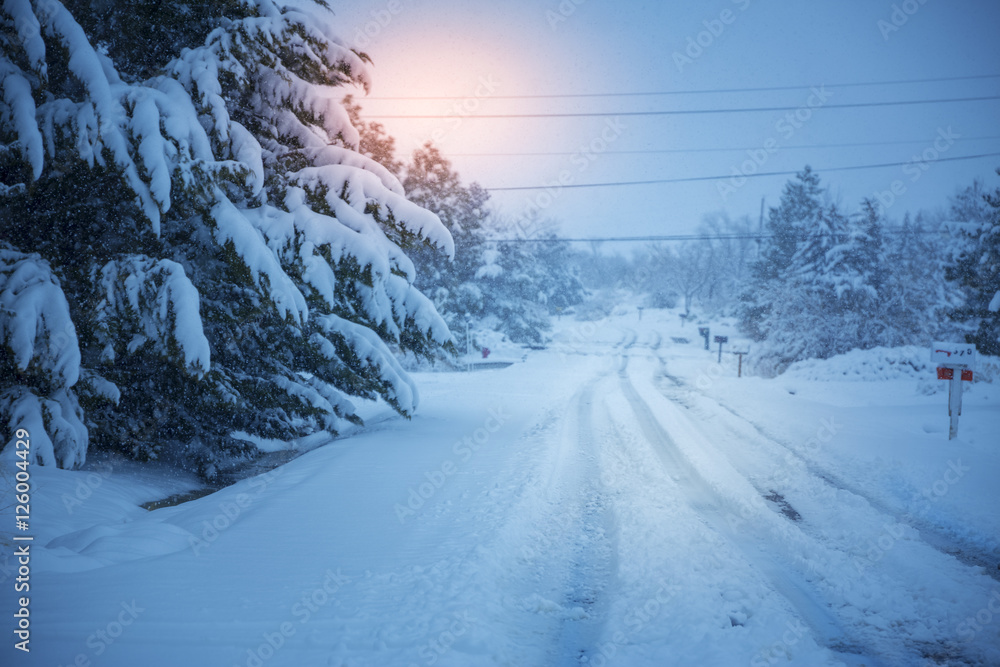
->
782, 346, 930, 382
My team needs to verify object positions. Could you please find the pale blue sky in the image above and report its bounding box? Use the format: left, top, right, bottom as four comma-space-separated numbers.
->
334, 0, 1000, 239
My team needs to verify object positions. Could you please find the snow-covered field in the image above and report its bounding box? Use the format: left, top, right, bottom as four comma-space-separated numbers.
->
3, 308, 999, 666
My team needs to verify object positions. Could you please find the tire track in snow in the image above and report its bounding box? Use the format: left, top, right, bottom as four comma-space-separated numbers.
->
637, 328, 662, 351
615, 353, 890, 667
551, 373, 619, 667
506, 361, 619, 666
438, 359, 617, 665
642, 353, 995, 665
653, 360, 1000, 583
617, 328, 638, 350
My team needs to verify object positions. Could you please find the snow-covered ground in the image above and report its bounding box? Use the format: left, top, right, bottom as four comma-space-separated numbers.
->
3, 307, 999, 666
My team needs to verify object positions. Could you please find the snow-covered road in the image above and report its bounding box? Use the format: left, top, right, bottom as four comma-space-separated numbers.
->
4, 312, 999, 666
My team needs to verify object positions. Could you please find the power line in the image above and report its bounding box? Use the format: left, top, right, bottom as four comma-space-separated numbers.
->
363, 74, 1000, 101
448, 136, 1000, 158
487, 228, 950, 244
485, 152, 1000, 192
366, 95, 1000, 120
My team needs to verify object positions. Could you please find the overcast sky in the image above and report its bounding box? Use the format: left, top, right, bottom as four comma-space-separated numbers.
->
332, 0, 1000, 241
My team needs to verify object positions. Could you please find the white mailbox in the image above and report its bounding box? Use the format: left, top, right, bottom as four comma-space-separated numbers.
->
930, 342, 977, 368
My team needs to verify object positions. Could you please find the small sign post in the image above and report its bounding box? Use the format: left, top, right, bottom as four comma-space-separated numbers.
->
698, 327, 710, 351
930, 342, 976, 439
733, 350, 748, 377
714, 335, 728, 363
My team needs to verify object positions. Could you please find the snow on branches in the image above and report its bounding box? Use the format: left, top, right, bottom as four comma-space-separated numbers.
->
0, 247, 86, 466
0, 0, 454, 472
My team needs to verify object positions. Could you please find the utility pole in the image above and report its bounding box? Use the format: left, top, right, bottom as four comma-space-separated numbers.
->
755, 197, 765, 260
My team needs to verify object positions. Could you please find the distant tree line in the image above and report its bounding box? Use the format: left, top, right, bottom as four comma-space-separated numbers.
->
569, 166, 1000, 375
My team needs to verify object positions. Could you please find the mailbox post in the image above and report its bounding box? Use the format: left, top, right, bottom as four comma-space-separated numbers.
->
714, 335, 728, 363
930, 342, 976, 439
698, 327, 710, 351
733, 350, 748, 377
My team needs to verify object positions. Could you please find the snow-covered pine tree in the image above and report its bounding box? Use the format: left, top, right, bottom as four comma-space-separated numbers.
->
739, 166, 826, 344
398, 143, 491, 347
1, 0, 453, 474
882, 212, 962, 345
396, 143, 582, 346
403, 144, 489, 291
741, 171, 906, 373
343, 94, 404, 179
757, 166, 825, 281
820, 198, 886, 350
473, 218, 559, 346
754, 201, 847, 371
946, 173, 1000, 355
526, 226, 587, 316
